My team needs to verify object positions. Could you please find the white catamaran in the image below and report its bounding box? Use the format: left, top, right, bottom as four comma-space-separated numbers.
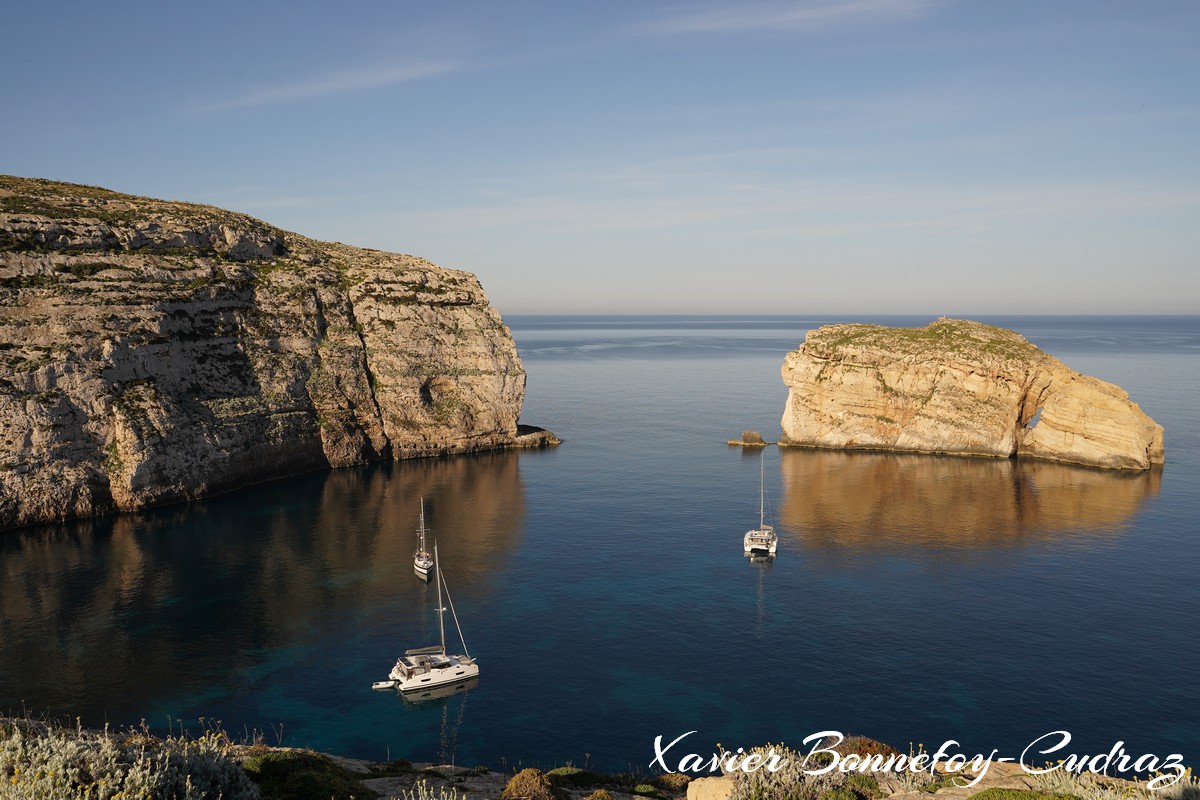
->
379, 543, 479, 693
413, 498, 434, 580
743, 453, 778, 557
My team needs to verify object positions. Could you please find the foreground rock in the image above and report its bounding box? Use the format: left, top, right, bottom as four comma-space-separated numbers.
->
780, 318, 1163, 470
0, 175, 555, 529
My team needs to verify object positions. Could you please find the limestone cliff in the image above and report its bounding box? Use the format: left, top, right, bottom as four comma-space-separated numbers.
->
0, 175, 555, 530
780, 318, 1164, 470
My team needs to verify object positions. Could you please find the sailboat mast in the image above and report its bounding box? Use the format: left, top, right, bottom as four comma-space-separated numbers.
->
759, 452, 765, 528
419, 499, 427, 550
435, 542, 446, 652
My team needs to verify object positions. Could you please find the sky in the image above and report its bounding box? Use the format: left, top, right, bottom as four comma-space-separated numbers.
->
2, 0, 1197, 314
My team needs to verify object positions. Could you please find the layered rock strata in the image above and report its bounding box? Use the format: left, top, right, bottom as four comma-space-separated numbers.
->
0, 175, 555, 529
780, 318, 1163, 470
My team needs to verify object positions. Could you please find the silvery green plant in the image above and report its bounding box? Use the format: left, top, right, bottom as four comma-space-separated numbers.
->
0, 718, 258, 799
1029, 767, 1200, 800
724, 743, 843, 800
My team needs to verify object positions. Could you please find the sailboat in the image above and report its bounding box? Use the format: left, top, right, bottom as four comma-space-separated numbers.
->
413, 498, 434, 580
743, 452, 778, 556
383, 542, 479, 692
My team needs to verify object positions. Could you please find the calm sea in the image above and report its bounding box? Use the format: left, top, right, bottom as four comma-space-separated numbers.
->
1, 315, 1198, 772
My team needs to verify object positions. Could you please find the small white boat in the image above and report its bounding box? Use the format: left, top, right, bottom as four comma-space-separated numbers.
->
387, 543, 479, 693
744, 453, 778, 556
372, 680, 397, 690
414, 498, 434, 580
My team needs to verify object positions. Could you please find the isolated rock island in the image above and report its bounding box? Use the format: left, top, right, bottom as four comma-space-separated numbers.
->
0, 175, 557, 530
780, 318, 1163, 470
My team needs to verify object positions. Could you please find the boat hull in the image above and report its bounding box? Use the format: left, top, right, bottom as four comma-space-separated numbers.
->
743, 529, 778, 555
402, 676, 480, 702
390, 657, 479, 692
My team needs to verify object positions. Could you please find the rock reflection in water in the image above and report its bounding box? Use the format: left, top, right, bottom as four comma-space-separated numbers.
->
778, 449, 1160, 551
0, 451, 525, 723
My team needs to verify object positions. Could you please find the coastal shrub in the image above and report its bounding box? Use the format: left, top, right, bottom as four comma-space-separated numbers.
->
891, 745, 942, 794
835, 738, 899, 760
843, 773, 882, 799
1025, 769, 1200, 800
633, 783, 664, 798
725, 743, 847, 800
655, 771, 692, 792
585, 790, 615, 800
545, 766, 605, 789
241, 749, 372, 799
1165, 776, 1200, 800
502, 768, 558, 800
819, 789, 859, 800
0, 717, 258, 799
967, 789, 1080, 800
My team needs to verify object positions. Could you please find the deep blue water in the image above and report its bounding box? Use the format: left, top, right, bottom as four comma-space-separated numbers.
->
1, 315, 1198, 773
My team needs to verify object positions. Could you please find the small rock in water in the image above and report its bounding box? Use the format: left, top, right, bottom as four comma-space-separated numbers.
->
727, 430, 769, 446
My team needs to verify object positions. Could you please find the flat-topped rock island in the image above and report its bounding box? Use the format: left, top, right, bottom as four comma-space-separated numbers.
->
780, 318, 1163, 470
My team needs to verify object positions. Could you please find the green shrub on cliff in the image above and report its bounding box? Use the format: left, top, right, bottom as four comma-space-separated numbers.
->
655, 771, 692, 793
241, 748, 373, 799
966, 789, 1080, 800
503, 767, 558, 800
546, 766, 605, 789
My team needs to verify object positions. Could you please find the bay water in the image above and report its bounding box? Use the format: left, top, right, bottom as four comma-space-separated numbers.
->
1, 315, 1197, 772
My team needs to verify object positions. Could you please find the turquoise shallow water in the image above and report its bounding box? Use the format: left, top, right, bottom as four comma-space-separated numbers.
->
1, 315, 1198, 771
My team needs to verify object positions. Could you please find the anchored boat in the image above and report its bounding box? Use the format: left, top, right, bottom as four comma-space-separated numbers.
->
743, 452, 778, 556
414, 498, 434, 580
384, 542, 479, 692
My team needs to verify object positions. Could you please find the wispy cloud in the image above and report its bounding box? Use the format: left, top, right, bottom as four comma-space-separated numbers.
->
184, 60, 458, 114
637, 0, 936, 35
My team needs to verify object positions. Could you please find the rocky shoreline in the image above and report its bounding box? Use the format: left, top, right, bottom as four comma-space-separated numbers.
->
3, 716, 1184, 800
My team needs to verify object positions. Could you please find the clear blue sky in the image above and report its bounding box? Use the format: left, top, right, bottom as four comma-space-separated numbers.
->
3, 1, 1197, 313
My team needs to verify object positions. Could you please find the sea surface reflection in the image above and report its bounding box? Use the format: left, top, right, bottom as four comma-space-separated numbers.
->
778, 449, 1162, 551
0, 451, 525, 730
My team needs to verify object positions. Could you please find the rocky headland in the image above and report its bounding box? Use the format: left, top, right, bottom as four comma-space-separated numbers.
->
780, 318, 1163, 470
0, 175, 557, 530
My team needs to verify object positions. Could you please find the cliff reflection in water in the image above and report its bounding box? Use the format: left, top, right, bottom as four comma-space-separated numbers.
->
778, 449, 1161, 551
0, 451, 525, 723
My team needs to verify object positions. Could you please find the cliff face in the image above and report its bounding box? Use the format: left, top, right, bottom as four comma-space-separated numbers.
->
0, 176, 550, 530
780, 318, 1164, 470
